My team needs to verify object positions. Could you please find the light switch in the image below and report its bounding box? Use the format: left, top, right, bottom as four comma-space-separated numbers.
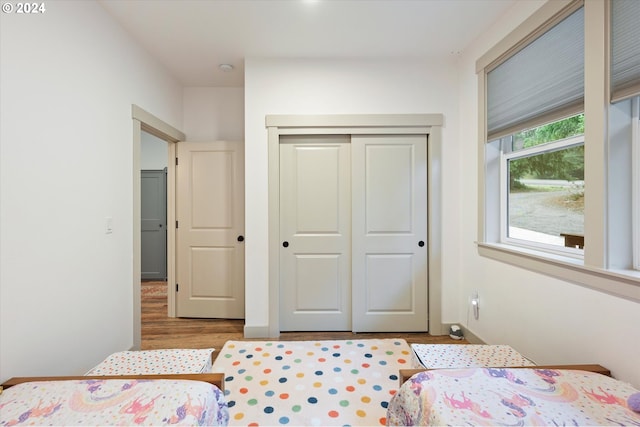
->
105, 217, 113, 234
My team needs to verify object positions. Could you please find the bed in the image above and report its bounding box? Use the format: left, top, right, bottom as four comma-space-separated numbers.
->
0, 373, 228, 426
410, 343, 536, 370
85, 348, 216, 375
387, 366, 640, 426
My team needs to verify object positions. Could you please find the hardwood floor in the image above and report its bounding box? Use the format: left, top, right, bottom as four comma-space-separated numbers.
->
141, 281, 465, 362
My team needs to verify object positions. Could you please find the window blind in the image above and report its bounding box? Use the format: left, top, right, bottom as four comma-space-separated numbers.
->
611, 0, 640, 102
487, 7, 584, 140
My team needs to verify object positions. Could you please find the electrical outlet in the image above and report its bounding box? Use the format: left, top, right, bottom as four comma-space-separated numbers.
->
471, 291, 479, 320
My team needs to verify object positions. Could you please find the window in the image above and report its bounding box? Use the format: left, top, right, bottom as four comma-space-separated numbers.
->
481, 4, 585, 255
476, 0, 640, 300
501, 115, 584, 253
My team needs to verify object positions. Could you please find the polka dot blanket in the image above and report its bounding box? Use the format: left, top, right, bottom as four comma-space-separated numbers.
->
211, 339, 414, 426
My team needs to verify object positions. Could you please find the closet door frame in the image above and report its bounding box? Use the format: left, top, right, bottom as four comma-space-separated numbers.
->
266, 114, 444, 337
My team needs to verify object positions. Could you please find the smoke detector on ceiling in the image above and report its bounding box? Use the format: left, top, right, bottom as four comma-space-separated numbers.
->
219, 64, 234, 72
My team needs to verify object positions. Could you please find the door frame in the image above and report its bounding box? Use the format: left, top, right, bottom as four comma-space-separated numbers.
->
266, 114, 445, 337
132, 105, 184, 349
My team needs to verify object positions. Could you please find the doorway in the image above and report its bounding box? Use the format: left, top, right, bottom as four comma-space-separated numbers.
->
141, 131, 169, 281
132, 106, 246, 350
132, 105, 184, 349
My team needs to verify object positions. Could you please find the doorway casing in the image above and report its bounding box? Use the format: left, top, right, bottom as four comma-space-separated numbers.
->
132, 105, 185, 349
264, 114, 445, 338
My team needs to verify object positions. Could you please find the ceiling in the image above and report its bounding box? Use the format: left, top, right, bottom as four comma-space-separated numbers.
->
98, 0, 517, 87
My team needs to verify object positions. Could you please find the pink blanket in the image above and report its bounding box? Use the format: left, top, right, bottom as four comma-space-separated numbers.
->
0, 378, 228, 426
387, 367, 640, 426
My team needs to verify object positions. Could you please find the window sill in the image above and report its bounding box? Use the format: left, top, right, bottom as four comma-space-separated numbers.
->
477, 242, 640, 302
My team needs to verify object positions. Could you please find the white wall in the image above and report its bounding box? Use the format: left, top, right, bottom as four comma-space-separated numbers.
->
141, 131, 169, 170
183, 87, 245, 141
457, 0, 640, 387
0, 1, 183, 382
243, 58, 462, 334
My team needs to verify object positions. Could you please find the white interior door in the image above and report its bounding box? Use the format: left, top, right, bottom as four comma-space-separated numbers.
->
351, 135, 428, 332
176, 141, 245, 318
279, 136, 351, 331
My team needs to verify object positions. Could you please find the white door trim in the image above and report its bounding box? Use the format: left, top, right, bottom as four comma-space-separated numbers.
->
132, 105, 185, 349
265, 114, 445, 338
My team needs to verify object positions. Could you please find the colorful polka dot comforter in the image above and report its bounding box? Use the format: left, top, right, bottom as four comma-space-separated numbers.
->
0, 378, 229, 426
212, 339, 415, 426
386, 367, 640, 426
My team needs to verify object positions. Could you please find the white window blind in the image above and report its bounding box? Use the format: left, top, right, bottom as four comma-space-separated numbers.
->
487, 7, 584, 140
611, 0, 640, 102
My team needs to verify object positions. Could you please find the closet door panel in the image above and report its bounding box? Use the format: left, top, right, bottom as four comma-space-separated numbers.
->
279, 137, 351, 331
365, 254, 413, 311
365, 144, 413, 233
352, 135, 428, 332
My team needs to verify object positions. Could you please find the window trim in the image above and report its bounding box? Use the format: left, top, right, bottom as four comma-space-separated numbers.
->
477, 0, 640, 303
633, 98, 640, 269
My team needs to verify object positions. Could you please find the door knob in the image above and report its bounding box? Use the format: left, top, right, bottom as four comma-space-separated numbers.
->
282, 241, 289, 248
237, 235, 244, 242
418, 241, 425, 247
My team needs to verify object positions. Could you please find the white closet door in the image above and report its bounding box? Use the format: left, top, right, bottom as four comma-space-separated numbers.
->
279, 136, 352, 331
351, 135, 428, 332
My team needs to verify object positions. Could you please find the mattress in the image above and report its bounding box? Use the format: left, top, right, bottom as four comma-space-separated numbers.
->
387, 367, 640, 426
0, 378, 228, 426
410, 344, 535, 368
86, 348, 215, 375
